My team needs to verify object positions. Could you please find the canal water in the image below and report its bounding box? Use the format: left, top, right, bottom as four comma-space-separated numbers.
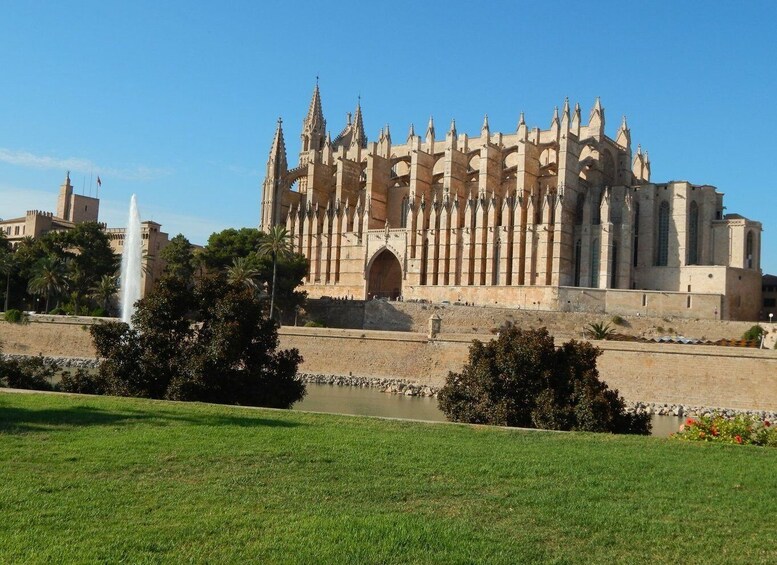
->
293, 383, 683, 437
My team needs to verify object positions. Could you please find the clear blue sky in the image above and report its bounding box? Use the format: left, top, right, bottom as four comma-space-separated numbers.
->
1, 1, 776, 273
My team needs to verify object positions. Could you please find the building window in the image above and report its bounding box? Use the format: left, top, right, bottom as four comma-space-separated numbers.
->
688, 201, 699, 265
575, 193, 584, 225
610, 242, 618, 288
14, 226, 20, 235
633, 202, 640, 267
400, 197, 409, 228
592, 190, 602, 225
746, 231, 754, 269
574, 239, 582, 287
590, 239, 600, 288
656, 201, 670, 266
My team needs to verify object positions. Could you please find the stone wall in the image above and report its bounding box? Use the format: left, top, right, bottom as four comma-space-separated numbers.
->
279, 327, 777, 411
3, 316, 776, 412
306, 299, 758, 341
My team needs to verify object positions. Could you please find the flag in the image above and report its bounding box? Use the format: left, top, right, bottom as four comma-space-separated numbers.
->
96, 176, 102, 187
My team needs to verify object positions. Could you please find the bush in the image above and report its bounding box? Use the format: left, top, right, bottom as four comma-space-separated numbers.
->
58, 368, 106, 395
4, 309, 27, 324
90, 307, 108, 317
90, 274, 305, 409
437, 327, 650, 434
49, 307, 67, 315
585, 321, 615, 340
0, 355, 57, 391
672, 414, 777, 447
742, 325, 765, 342
610, 315, 625, 326
303, 320, 324, 328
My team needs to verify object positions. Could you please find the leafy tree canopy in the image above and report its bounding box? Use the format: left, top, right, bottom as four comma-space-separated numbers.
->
160, 234, 195, 280
438, 326, 651, 434
87, 273, 305, 408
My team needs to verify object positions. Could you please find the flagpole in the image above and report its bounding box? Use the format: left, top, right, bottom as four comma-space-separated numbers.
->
89, 171, 93, 198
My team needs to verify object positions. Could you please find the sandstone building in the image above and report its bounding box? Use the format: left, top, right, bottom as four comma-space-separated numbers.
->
259, 86, 763, 320
1, 173, 169, 297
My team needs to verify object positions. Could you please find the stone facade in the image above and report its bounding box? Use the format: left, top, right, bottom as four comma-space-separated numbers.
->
259, 86, 764, 320
1, 173, 169, 297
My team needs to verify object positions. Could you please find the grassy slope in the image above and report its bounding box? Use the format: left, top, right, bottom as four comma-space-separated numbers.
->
1, 392, 776, 564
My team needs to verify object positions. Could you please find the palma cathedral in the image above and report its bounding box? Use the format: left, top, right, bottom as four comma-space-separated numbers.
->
259, 85, 763, 320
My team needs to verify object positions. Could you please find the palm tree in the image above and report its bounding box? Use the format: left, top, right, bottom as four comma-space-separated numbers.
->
27, 255, 69, 313
90, 274, 119, 315
227, 257, 260, 293
0, 251, 16, 312
257, 225, 293, 321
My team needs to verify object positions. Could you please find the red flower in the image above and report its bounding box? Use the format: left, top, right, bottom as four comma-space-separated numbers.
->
765, 421, 771, 427
711, 426, 719, 437
735, 435, 743, 444
685, 418, 696, 426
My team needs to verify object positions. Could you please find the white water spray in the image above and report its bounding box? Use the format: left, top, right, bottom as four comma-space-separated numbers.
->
120, 194, 143, 325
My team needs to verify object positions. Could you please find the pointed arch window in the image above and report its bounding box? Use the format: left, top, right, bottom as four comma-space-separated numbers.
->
575, 193, 585, 225
610, 242, 618, 288
688, 201, 699, 265
656, 201, 670, 266
633, 201, 640, 267
590, 239, 600, 288
400, 197, 409, 228
574, 239, 582, 287
592, 190, 602, 225
746, 231, 754, 269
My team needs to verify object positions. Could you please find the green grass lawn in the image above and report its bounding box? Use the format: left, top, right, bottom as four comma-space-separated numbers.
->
1, 392, 776, 564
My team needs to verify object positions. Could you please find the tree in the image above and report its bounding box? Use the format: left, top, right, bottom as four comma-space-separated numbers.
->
257, 225, 293, 321
227, 256, 260, 292
437, 327, 651, 434
0, 250, 16, 312
202, 228, 265, 271
160, 234, 195, 281
88, 272, 305, 408
27, 255, 69, 312
90, 274, 119, 315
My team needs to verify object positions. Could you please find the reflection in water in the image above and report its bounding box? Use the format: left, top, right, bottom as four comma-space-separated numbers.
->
294, 384, 683, 437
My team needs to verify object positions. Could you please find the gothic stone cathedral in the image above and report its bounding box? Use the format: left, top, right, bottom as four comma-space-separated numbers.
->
260, 85, 763, 321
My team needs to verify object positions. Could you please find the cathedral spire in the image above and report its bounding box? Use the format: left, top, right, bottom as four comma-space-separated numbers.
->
615, 114, 630, 149
351, 99, 366, 148
448, 118, 457, 137
481, 114, 490, 137
268, 117, 288, 172
551, 106, 560, 128
300, 82, 326, 158
517, 112, 527, 140
426, 116, 435, 140
407, 122, 415, 142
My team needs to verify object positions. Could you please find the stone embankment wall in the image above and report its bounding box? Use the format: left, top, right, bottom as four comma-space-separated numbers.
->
306, 299, 759, 341
279, 326, 777, 412
3, 315, 776, 412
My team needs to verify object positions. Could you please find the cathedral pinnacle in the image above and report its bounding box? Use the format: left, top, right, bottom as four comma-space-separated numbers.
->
563, 97, 570, 118
518, 112, 525, 128
481, 114, 490, 135
426, 116, 435, 139
448, 118, 457, 136
407, 123, 415, 142
551, 106, 559, 126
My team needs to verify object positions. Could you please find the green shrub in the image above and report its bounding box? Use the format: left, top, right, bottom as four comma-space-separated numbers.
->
437, 327, 650, 434
304, 320, 324, 328
742, 325, 765, 342
585, 321, 615, 340
49, 307, 66, 315
0, 355, 57, 391
58, 368, 106, 395
610, 315, 625, 326
672, 414, 777, 447
4, 309, 27, 324
90, 307, 108, 317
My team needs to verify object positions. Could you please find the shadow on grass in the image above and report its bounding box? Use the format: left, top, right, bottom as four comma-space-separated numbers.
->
0, 403, 303, 434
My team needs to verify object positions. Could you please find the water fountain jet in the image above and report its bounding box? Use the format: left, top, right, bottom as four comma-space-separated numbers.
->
120, 194, 143, 325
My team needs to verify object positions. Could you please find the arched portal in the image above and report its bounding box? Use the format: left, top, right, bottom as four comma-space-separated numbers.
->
367, 249, 402, 299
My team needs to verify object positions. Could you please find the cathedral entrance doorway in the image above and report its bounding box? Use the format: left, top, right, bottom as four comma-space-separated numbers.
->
367, 249, 402, 300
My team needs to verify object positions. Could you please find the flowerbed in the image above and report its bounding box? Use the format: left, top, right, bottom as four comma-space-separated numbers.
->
672, 414, 777, 447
